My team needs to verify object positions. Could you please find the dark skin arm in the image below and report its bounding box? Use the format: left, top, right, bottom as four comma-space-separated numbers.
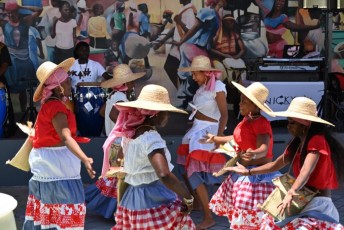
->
149, 148, 193, 214
278, 151, 319, 216
36, 38, 45, 59
224, 150, 289, 175
0, 62, 9, 79
172, 18, 202, 46
52, 112, 96, 179
215, 91, 228, 136
174, 14, 190, 34
109, 106, 120, 123
283, 20, 320, 32
51, 19, 58, 38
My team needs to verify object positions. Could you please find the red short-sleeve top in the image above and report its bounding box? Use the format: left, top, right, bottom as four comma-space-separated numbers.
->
285, 135, 338, 190
233, 116, 274, 159
32, 100, 77, 148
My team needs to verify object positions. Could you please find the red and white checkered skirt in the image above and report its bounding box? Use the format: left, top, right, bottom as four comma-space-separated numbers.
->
260, 214, 344, 230
113, 199, 195, 230
209, 172, 278, 229
95, 177, 118, 198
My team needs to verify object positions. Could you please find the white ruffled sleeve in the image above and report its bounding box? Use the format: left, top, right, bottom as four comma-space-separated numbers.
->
144, 131, 167, 155
144, 131, 174, 171
215, 80, 227, 95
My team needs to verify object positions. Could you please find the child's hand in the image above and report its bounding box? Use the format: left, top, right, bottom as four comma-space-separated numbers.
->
199, 132, 215, 144
241, 148, 256, 161
83, 157, 96, 179
223, 161, 248, 175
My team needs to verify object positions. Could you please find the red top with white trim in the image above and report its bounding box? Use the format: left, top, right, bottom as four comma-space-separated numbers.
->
33, 100, 77, 148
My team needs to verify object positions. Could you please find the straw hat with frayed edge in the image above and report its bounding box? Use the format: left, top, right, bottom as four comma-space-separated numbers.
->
116, 84, 187, 114
178, 55, 221, 72
33, 58, 75, 102
100, 64, 145, 88
274, 97, 334, 126
232, 81, 275, 116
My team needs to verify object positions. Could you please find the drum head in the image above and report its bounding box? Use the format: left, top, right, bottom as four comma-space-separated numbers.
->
76, 82, 101, 87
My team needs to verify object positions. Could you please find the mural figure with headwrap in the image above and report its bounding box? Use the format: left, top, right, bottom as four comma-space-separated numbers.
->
255, 0, 322, 58
2, 0, 42, 112
172, 0, 220, 109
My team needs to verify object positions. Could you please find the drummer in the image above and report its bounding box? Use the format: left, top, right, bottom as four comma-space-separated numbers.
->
68, 41, 111, 92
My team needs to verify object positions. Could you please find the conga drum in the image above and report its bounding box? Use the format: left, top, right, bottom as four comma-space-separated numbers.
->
74, 82, 106, 136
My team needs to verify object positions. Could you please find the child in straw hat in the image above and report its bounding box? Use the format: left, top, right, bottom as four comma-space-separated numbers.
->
22, 58, 96, 229
84, 64, 145, 219
104, 84, 195, 229
225, 97, 344, 229
202, 81, 280, 229
177, 55, 228, 229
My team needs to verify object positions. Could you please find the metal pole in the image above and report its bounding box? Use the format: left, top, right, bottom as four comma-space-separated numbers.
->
323, 1, 333, 120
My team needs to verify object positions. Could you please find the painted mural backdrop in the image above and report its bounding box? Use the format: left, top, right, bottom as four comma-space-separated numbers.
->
0, 0, 341, 114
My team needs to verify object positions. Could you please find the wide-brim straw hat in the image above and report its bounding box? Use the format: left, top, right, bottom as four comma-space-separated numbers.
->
100, 64, 145, 88
232, 81, 275, 116
116, 84, 187, 114
274, 97, 334, 126
33, 58, 75, 102
178, 55, 220, 72
124, 34, 150, 59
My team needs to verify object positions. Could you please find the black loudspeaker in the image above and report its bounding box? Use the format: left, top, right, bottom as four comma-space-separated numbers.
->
299, 0, 336, 9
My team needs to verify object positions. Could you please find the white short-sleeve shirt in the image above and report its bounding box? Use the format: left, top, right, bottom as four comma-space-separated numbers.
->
69, 59, 106, 90
122, 130, 174, 186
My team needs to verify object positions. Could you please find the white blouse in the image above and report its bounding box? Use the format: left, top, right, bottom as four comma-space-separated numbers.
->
122, 130, 174, 186
189, 80, 226, 121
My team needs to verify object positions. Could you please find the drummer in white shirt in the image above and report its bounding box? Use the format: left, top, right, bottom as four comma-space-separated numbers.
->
68, 41, 111, 92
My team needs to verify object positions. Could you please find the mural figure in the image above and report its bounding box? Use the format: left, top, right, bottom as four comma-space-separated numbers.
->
3, 1, 42, 112
153, 0, 197, 90
52, 0, 77, 64
255, 0, 321, 58
76, 0, 90, 39
110, 1, 126, 44
88, 3, 110, 49
173, 0, 221, 109
37, 0, 61, 62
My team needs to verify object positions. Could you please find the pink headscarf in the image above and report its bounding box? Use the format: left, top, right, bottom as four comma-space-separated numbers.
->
204, 71, 222, 91
112, 84, 128, 92
101, 105, 158, 176
41, 68, 69, 103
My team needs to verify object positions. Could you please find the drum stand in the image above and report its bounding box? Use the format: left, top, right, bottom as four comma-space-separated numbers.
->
20, 79, 38, 123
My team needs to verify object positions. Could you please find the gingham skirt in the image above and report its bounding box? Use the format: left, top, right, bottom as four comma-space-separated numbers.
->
113, 180, 195, 230
260, 197, 344, 230
85, 177, 118, 219
209, 169, 280, 230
